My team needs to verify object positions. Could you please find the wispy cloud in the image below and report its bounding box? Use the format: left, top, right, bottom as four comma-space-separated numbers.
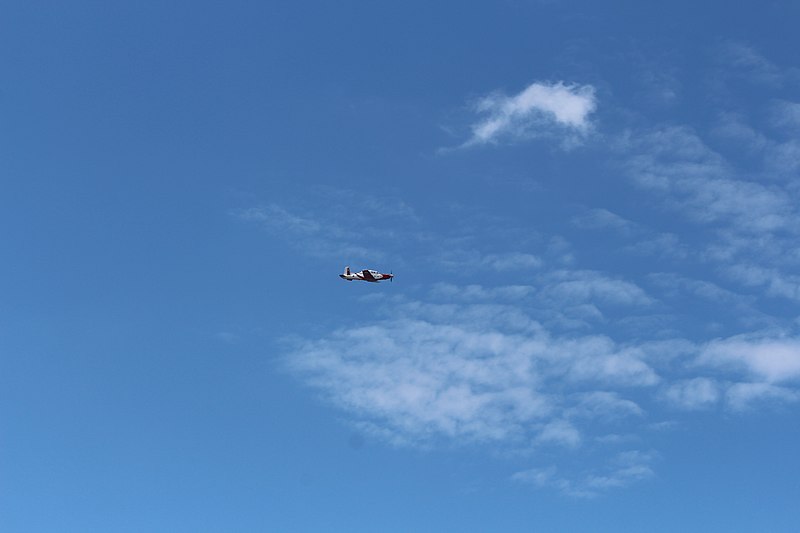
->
482, 252, 543, 271
237, 204, 321, 235
770, 100, 800, 131
619, 121, 800, 306
571, 208, 638, 236
700, 335, 800, 383
285, 284, 800, 494
429, 283, 536, 301
725, 382, 800, 411
648, 273, 750, 307
534, 419, 581, 448
647, 273, 770, 329
714, 42, 800, 88
567, 391, 644, 422
623, 126, 793, 232
723, 264, 800, 302
571, 207, 688, 261
234, 203, 377, 260
660, 378, 720, 410
232, 190, 421, 263
430, 268, 653, 331
538, 270, 653, 308
512, 450, 657, 498
461, 81, 597, 147
287, 297, 657, 450
712, 111, 800, 180
435, 247, 554, 275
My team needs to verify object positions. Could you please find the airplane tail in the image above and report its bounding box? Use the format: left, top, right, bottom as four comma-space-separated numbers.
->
344, 266, 351, 276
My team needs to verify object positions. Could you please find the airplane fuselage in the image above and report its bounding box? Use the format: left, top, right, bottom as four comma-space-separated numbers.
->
340, 267, 393, 282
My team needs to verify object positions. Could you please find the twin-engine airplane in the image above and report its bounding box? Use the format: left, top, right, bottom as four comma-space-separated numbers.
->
339, 266, 393, 283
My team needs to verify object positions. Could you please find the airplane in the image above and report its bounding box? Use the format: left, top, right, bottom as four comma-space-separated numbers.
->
339, 266, 393, 283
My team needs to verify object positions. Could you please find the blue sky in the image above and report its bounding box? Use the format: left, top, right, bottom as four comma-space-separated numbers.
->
3, 1, 800, 531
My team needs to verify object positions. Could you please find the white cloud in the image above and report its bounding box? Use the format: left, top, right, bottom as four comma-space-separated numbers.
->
638, 65, 681, 105
571, 208, 637, 236
767, 138, 800, 177
770, 100, 800, 131
724, 264, 800, 302
571, 207, 689, 261
538, 270, 653, 307
725, 382, 800, 411
583, 450, 656, 491
233, 191, 422, 263
511, 465, 559, 489
700, 336, 800, 383
649, 273, 748, 306
434, 248, 546, 274
619, 121, 800, 308
661, 378, 720, 410
482, 252, 543, 271
512, 450, 656, 498
234, 203, 378, 260
623, 126, 792, 232
237, 204, 321, 235
625, 232, 688, 261
712, 112, 800, 179
464, 81, 596, 147
286, 285, 800, 495
712, 112, 769, 153
316, 187, 421, 224
647, 273, 771, 328
429, 283, 536, 301
567, 391, 644, 421
287, 298, 657, 449
715, 42, 800, 88
535, 419, 581, 448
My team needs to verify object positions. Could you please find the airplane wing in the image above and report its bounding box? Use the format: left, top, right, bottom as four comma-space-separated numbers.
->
361, 269, 377, 281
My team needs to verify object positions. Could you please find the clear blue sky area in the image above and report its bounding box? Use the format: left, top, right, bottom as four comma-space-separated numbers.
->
3, 1, 800, 531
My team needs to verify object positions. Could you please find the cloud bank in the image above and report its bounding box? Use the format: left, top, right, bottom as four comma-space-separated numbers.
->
286, 289, 800, 494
